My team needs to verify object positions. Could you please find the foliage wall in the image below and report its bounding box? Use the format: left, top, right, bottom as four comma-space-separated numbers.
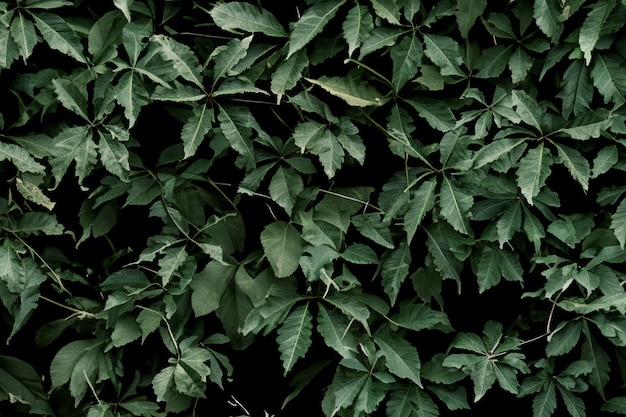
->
1, 0, 626, 416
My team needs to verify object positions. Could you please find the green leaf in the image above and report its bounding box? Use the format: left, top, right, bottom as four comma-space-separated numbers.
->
496, 201, 522, 247
211, 35, 252, 84
508, 47, 534, 84
276, 303, 313, 375
359, 27, 405, 59
0, 355, 49, 412
474, 45, 513, 79
31, 12, 86, 63
511, 90, 544, 133
381, 241, 411, 304
374, 327, 422, 387
592, 145, 618, 178
271, 49, 309, 104
317, 304, 357, 358
424, 222, 465, 284
546, 320, 582, 356
0, 24, 20, 68
98, 131, 130, 181
181, 104, 214, 159
423, 33, 464, 76
439, 176, 473, 235
15, 176, 55, 210
391, 301, 453, 333
391, 34, 423, 91
190, 261, 236, 316
456, 0, 487, 38
269, 166, 303, 214
306, 74, 384, 107
52, 78, 89, 121
557, 59, 593, 118
405, 97, 456, 132
533, 381, 557, 417
0, 142, 45, 174
553, 143, 590, 191
88, 11, 125, 64
404, 179, 437, 244
579, 0, 617, 65
603, 397, 626, 413
386, 385, 438, 417
115, 72, 150, 128
11, 12, 37, 61
50, 126, 97, 186
209, 1, 287, 37
516, 143, 553, 205
50, 339, 106, 405
533, 0, 563, 42
342, 4, 373, 57
217, 104, 256, 164
473, 138, 527, 169
152, 34, 205, 89
611, 198, 626, 249
591, 54, 626, 104
582, 324, 611, 397
287, 1, 347, 59
261, 221, 304, 278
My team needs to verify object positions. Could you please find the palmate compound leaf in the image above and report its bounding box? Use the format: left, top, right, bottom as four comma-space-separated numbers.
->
516, 143, 553, 205
208, 1, 287, 37
287, 0, 347, 59
260, 221, 304, 278
276, 303, 313, 375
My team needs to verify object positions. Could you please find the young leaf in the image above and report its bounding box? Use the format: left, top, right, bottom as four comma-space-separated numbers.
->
276, 303, 313, 375
456, 0, 487, 38
209, 1, 287, 37
261, 221, 304, 278
342, 4, 373, 57
287, 1, 347, 59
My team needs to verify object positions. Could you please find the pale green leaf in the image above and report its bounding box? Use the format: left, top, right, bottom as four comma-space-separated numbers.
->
516, 143, 553, 205
11, 12, 37, 61
276, 303, 313, 374
423, 33, 464, 76
269, 166, 303, 214
157, 246, 188, 286
97, 131, 130, 181
404, 179, 436, 244
546, 320, 582, 356
50, 126, 97, 186
324, 292, 371, 334
261, 221, 304, 278
270, 49, 309, 104
557, 118, 613, 140
15, 177, 54, 210
439, 176, 473, 235
306, 74, 384, 107
181, 104, 214, 159
533, 0, 563, 42
152, 82, 205, 102
342, 5, 373, 57
209, 1, 287, 37
115, 72, 149, 128
31, 12, 86, 63
336, 118, 366, 164
287, 1, 347, 59
306, 128, 344, 179
391, 34, 423, 90
579, 0, 617, 65
371, 0, 401, 24
113, 0, 132, 21
456, 0, 487, 38
553, 143, 590, 191
392, 301, 452, 333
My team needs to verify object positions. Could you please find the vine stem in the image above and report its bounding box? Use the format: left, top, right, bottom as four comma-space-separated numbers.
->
39, 295, 96, 319
319, 189, 382, 212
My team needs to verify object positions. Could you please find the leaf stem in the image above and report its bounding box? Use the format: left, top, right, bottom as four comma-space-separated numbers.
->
136, 305, 180, 360
39, 295, 96, 319
319, 189, 382, 212
11, 232, 68, 293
